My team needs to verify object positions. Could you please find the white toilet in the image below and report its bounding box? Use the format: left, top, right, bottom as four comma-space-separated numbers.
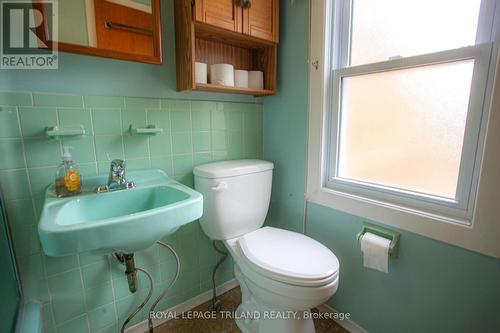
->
194, 160, 340, 333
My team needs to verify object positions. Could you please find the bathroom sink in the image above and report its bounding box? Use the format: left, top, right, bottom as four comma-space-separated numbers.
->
38, 170, 203, 256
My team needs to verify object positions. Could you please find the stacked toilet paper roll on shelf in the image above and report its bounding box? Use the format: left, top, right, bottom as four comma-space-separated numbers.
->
234, 70, 249, 88
199, 63, 264, 90
234, 69, 264, 89
210, 64, 235, 86
248, 70, 264, 89
235, 70, 264, 89
195, 62, 208, 84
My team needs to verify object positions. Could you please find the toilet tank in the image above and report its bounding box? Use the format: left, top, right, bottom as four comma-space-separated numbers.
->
194, 160, 273, 240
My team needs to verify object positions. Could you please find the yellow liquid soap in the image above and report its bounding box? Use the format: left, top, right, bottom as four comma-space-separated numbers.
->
55, 146, 82, 197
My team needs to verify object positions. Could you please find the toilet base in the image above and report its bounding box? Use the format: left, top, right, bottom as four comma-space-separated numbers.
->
234, 264, 316, 333
235, 305, 315, 333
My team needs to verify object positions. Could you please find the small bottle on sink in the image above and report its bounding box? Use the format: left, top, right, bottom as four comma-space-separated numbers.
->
55, 146, 82, 197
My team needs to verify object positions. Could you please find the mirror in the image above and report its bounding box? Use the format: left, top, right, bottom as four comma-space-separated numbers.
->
36, 0, 162, 64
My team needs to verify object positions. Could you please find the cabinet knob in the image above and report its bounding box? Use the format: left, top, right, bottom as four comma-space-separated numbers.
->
236, 0, 251, 9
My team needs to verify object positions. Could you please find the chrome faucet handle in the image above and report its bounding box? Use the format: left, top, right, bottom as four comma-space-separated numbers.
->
96, 159, 134, 193
108, 159, 127, 187
110, 159, 125, 171
110, 159, 124, 174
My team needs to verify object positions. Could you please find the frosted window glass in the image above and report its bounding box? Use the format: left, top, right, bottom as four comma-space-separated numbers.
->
337, 60, 474, 199
350, 0, 481, 65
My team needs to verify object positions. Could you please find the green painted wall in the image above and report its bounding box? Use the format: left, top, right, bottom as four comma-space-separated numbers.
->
307, 203, 500, 333
263, 1, 500, 333
263, 0, 309, 234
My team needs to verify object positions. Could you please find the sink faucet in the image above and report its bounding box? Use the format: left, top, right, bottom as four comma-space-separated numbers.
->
96, 159, 135, 193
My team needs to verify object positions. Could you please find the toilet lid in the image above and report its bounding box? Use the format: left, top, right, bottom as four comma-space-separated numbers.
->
238, 227, 339, 286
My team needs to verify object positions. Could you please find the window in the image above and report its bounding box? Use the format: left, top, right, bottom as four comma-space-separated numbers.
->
349, 0, 482, 65
307, 0, 500, 256
326, 0, 495, 222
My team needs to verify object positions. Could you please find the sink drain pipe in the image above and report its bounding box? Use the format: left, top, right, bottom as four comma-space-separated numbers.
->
116, 241, 180, 333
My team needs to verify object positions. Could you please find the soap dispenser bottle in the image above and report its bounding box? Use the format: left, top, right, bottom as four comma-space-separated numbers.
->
55, 146, 82, 197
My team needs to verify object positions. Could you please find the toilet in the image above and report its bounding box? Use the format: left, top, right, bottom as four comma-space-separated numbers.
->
194, 160, 340, 333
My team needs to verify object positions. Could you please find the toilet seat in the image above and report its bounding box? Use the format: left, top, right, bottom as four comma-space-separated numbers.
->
237, 227, 339, 287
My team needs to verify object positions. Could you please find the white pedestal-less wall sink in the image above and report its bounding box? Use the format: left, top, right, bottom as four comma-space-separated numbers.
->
38, 169, 203, 256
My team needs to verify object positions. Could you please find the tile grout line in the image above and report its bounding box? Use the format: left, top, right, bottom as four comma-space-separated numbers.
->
54, 313, 89, 332
119, 99, 126, 162
75, 254, 92, 333
108, 254, 121, 332
55, 107, 63, 157
187, 101, 195, 169
1, 90, 262, 108
167, 102, 175, 175
44, 256, 58, 333
145, 108, 152, 169
87, 104, 99, 175
44, 256, 109, 279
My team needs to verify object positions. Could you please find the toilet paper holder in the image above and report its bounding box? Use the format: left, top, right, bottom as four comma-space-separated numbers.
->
357, 223, 400, 259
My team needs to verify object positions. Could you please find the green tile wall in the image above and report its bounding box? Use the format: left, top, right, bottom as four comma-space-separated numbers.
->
0, 91, 263, 333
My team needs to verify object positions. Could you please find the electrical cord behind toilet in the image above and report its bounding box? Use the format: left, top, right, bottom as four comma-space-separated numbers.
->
210, 241, 228, 312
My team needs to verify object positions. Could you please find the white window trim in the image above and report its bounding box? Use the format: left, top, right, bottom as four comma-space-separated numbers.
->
306, 0, 500, 258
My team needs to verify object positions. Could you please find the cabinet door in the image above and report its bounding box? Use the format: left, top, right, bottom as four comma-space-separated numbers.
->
243, 0, 279, 43
94, 0, 155, 56
194, 0, 243, 33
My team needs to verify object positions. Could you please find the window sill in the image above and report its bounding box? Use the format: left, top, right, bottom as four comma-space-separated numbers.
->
306, 186, 497, 257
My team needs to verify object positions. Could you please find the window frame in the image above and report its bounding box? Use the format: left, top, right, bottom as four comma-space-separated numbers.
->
306, 0, 500, 257
327, 45, 492, 223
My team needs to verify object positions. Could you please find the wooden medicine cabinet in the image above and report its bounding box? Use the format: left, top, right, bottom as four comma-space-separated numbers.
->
36, 0, 162, 64
174, 0, 279, 96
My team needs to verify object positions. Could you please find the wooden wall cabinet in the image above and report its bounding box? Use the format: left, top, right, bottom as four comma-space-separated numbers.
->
194, 0, 279, 43
175, 0, 279, 96
242, 0, 279, 43
94, 0, 156, 57
36, 0, 162, 64
194, 0, 243, 34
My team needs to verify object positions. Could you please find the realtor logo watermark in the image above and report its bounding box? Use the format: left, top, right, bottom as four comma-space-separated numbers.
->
1, 0, 58, 69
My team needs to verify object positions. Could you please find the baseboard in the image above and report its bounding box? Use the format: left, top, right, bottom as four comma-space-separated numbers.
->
126, 279, 367, 333
125, 279, 240, 333
317, 303, 369, 333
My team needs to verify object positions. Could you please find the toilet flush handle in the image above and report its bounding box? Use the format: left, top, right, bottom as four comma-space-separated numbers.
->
211, 182, 228, 192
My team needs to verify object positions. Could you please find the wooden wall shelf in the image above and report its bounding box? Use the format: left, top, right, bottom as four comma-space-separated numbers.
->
174, 0, 278, 97
195, 83, 275, 97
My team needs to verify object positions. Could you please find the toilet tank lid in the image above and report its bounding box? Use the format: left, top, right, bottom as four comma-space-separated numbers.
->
194, 160, 273, 178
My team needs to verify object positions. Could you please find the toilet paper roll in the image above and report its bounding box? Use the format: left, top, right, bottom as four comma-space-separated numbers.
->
248, 70, 264, 89
210, 64, 234, 86
360, 232, 390, 273
234, 70, 249, 88
195, 62, 208, 84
